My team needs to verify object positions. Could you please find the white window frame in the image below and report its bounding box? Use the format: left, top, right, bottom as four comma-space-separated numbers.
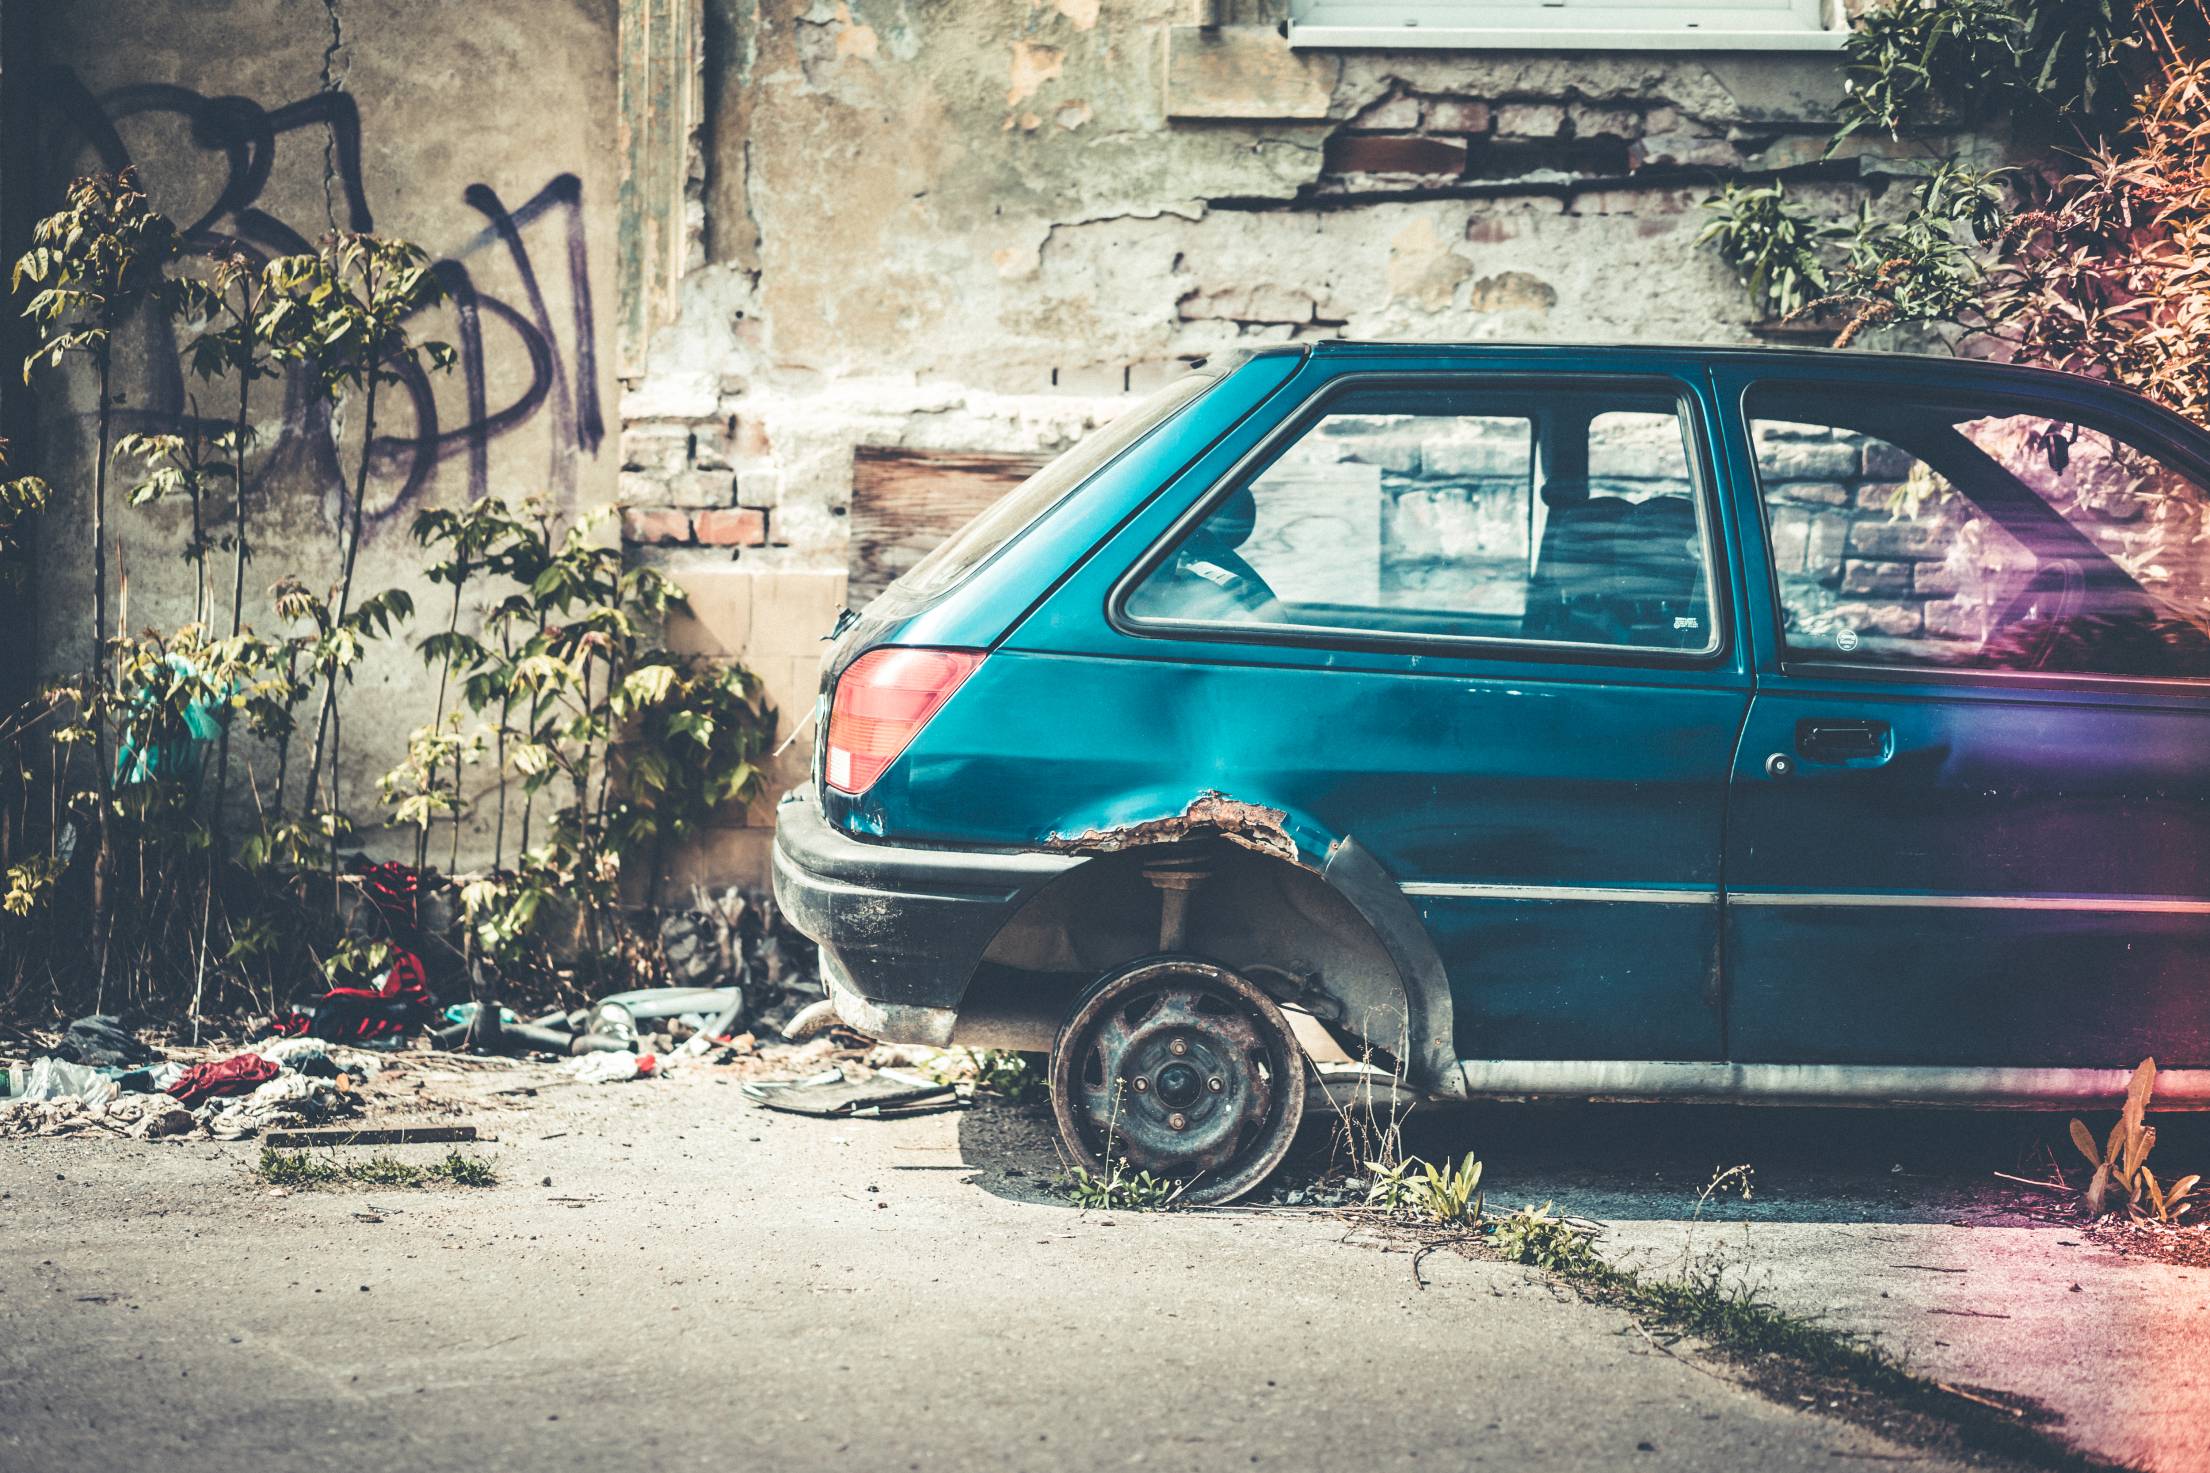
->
1286, 0, 1849, 51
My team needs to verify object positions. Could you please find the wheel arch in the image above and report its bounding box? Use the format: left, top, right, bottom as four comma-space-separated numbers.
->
953, 792, 1460, 1098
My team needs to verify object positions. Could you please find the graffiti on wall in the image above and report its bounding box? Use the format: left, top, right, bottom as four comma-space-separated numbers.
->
42, 65, 603, 531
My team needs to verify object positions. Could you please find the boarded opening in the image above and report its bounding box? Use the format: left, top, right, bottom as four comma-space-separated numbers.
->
848, 446, 1053, 604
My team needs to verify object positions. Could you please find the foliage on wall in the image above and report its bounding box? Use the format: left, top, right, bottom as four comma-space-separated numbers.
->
1702, 0, 2210, 422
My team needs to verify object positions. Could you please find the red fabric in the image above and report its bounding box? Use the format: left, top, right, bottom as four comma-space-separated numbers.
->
356, 861, 429, 932
319, 948, 429, 1007
264, 946, 433, 1043
167, 1052, 279, 1108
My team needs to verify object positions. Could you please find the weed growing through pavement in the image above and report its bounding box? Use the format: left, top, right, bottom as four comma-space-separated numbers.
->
1058, 1158, 1182, 1211
256, 1147, 498, 1189
926, 1047, 1048, 1106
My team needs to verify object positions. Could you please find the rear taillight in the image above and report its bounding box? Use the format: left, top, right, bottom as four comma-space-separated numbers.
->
823, 647, 984, 795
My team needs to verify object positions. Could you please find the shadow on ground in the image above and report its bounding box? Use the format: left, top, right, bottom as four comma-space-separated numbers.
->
955, 1092, 2210, 1225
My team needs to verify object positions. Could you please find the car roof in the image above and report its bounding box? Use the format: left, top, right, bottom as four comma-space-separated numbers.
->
1278, 339, 2111, 394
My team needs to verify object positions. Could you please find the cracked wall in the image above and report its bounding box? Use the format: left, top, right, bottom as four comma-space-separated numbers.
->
24, 0, 621, 866
624, 0, 2005, 885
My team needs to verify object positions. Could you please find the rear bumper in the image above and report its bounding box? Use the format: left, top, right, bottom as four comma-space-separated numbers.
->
771, 793, 1080, 1046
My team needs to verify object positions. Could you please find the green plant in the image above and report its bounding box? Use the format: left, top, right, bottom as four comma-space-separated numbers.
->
1490, 1201, 1602, 1271
14, 169, 187, 998
1696, 182, 1835, 320
0, 436, 49, 588
450, 499, 775, 988
256, 1144, 498, 1188
260, 233, 451, 865
926, 1046, 1048, 1103
1059, 1157, 1182, 1210
1361, 1150, 1485, 1226
2068, 1056, 2202, 1219
1839, 0, 2025, 138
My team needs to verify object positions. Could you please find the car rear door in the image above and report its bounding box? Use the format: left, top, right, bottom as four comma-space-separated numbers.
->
986, 352, 1753, 1065
1714, 360, 2210, 1070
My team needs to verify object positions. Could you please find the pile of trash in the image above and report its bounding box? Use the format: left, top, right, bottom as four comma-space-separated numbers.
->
1, 1018, 382, 1141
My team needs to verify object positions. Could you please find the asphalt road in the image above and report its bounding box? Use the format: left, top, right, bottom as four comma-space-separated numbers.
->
3, 1072, 2204, 1472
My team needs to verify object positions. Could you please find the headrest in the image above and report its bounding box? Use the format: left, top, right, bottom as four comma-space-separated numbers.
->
1207, 485, 1259, 549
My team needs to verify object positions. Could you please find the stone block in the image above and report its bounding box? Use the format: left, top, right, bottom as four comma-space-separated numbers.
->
1773, 481, 1851, 507
749, 570, 849, 659
1493, 103, 1565, 140
1569, 103, 1642, 140
1349, 93, 1421, 131
1842, 559, 1913, 596
1833, 600, 1924, 636
1424, 98, 1491, 133
1759, 441, 1862, 481
665, 566, 754, 658
663, 468, 737, 509
1848, 514, 1953, 560
620, 423, 692, 475
1863, 441, 1918, 479
1163, 24, 1337, 121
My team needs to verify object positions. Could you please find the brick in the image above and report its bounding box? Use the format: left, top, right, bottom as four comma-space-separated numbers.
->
1324, 133, 1467, 178
1569, 103, 1643, 140
1424, 98, 1491, 133
620, 508, 692, 545
665, 468, 737, 509
1493, 103, 1565, 140
620, 423, 693, 474
693, 507, 768, 546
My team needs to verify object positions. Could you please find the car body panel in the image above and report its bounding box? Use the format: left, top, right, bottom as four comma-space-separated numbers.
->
775, 342, 2210, 1101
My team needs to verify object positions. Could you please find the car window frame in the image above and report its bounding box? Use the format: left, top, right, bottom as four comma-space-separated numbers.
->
1738, 378, 2210, 698
1107, 370, 1735, 670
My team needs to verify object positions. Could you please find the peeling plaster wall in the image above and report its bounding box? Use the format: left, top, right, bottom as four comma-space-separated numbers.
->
27, 0, 619, 865
624, 0, 2004, 885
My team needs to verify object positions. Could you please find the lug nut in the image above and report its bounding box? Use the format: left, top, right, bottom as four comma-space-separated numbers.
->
1168, 1113, 1187, 1131
1170, 1038, 1188, 1056
1208, 1077, 1224, 1093
1130, 1077, 1148, 1093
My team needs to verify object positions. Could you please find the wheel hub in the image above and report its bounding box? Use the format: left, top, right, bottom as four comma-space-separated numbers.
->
1049, 958, 1308, 1204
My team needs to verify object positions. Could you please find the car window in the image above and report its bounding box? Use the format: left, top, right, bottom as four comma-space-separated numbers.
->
861, 372, 1219, 622
1746, 387, 2210, 679
1124, 382, 1719, 655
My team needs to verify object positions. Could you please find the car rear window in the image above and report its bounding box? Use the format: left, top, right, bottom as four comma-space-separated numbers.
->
860, 372, 1219, 622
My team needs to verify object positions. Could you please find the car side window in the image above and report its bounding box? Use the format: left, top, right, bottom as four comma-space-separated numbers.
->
1124, 383, 1719, 655
1747, 387, 2210, 679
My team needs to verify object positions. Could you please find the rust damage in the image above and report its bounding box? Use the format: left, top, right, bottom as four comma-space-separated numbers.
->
1042, 791, 1299, 863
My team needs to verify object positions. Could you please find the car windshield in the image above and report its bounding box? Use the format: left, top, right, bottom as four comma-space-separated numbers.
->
862, 372, 1219, 621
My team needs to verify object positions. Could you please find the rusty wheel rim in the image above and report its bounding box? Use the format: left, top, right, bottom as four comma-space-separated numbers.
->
1050, 957, 1307, 1206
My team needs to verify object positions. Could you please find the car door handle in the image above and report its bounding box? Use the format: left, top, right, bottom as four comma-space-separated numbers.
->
1795, 718, 1891, 765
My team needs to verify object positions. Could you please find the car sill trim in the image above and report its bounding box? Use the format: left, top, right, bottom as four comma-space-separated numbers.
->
1457, 1059, 2210, 1107
1400, 882, 1717, 904
1725, 891, 2210, 914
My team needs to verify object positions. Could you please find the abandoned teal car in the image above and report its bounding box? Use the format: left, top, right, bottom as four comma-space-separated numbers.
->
774, 342, 2210, 1203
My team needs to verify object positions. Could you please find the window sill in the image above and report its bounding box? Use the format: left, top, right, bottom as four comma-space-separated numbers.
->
1284, 22, 1850, 51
